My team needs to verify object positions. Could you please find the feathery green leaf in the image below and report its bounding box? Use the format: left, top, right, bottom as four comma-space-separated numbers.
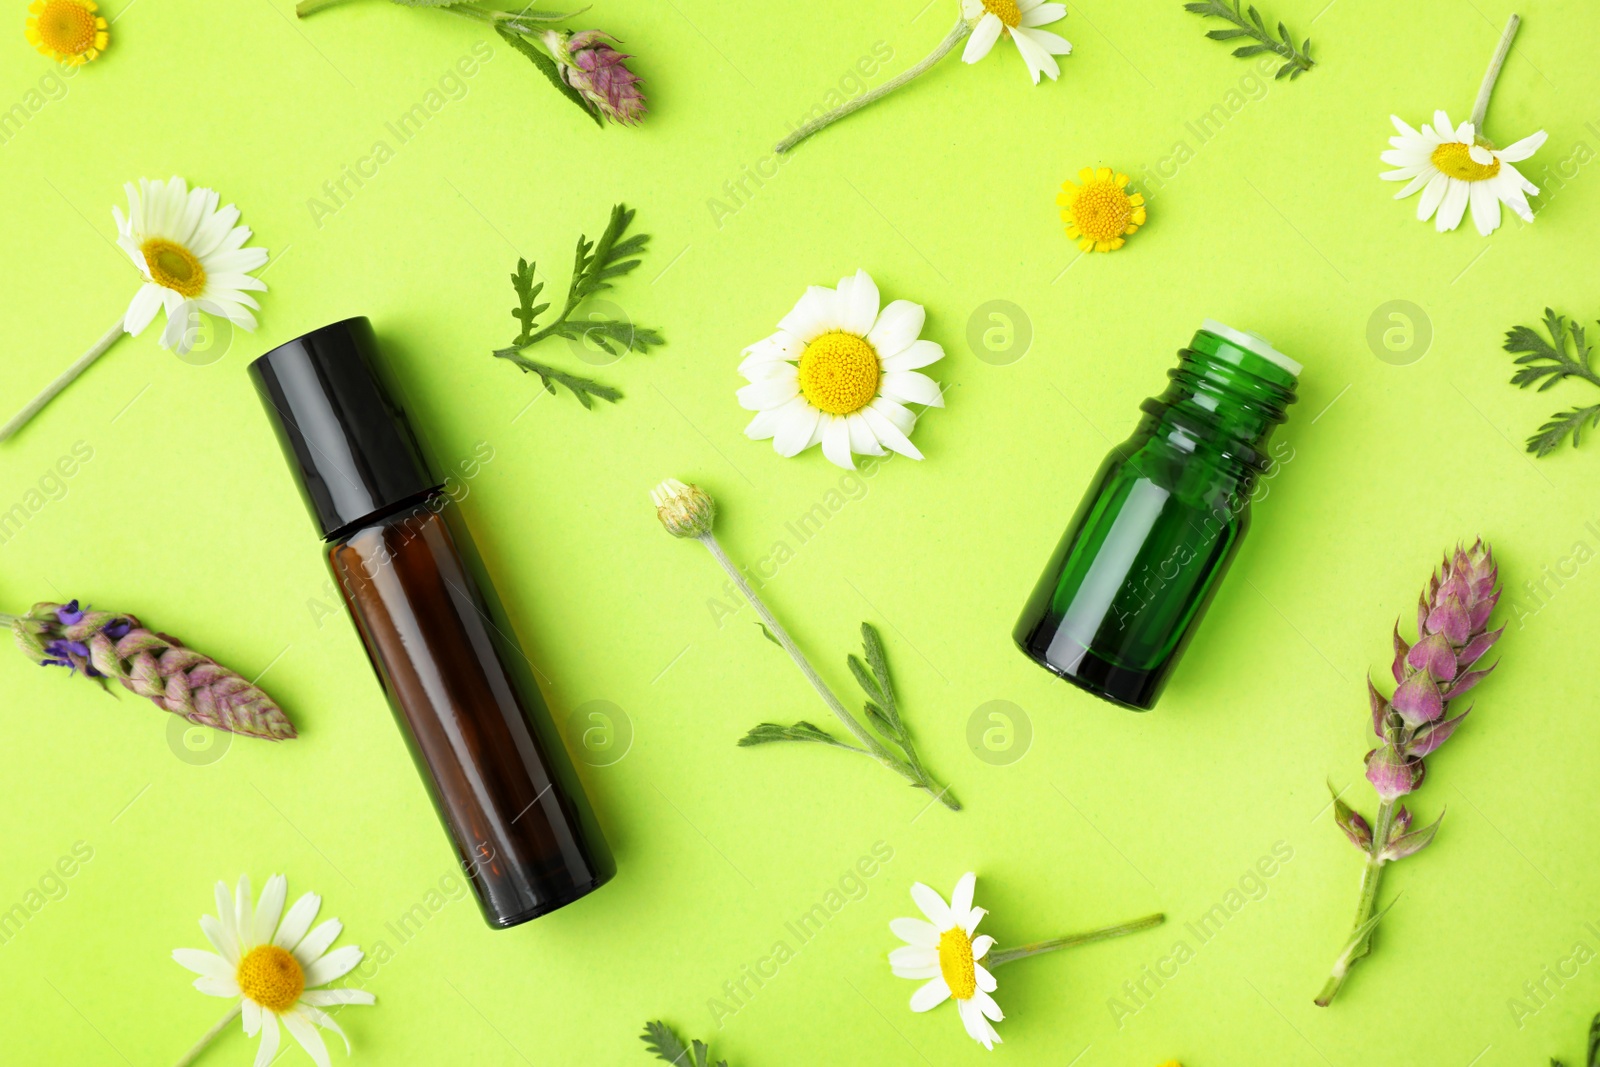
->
495, 25, 603, 126
1183, 0, 1313, 78
1505, 308, 1600, 455
738, 721, 860, 749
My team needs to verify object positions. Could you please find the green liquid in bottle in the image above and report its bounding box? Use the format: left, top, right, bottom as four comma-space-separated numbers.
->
1014, 321, 1299, 710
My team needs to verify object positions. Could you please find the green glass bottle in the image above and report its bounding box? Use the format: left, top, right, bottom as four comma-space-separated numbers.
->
1014, 321, 1300, 710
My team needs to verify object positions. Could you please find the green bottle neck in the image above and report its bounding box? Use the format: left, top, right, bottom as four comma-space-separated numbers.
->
1137, 327, 1298, 476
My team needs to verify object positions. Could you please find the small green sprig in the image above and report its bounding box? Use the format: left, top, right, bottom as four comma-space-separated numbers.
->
1505, 309, 1600, 456
641, 1021, 728, 1067
1548, 1010, 1600, 1067
651, 479, 960, 812
492, 203, 663, 408
1183, 0, 1314, 79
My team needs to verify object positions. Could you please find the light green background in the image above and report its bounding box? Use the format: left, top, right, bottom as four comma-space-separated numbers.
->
3, 0, 1600, 1063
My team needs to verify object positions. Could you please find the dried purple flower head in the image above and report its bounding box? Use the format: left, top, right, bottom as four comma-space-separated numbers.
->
543, 28, 646, 125
1365, 540, 1501, 799
9, 600, 296, 741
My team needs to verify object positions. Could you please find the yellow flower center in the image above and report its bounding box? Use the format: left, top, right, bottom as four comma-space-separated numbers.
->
140, 238, 207, 298
797, 331, 880, 415
982, 0, 1022, 27
36, 0, 98, 54
1430, 141, 1500, 182
1066, 179, 1134, 242
236, 945, 305, 1014
937, 927, 978, 1000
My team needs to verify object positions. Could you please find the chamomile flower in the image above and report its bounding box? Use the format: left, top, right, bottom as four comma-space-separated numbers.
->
173, 874, 374, 1067
1059, 167, 1146, 252
1381, 109, 1545, 234
890, 873, 1166, 1051
960, 0, 1071, 84
114, 177, 269, 355
25, 0, 108, 65
737, 270, 944, 470
890, 873, 1005, 1049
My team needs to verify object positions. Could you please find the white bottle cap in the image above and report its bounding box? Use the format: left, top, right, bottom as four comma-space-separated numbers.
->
1201, 319, 1302, 377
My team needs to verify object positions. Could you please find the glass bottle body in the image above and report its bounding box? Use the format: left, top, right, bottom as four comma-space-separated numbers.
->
328, 496, 614, 926
1014, 329, 1296, 710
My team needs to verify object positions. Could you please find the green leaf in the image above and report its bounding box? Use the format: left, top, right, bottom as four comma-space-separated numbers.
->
641, 1021, 693, 1066
389, 0, 468, 6
738, 721, 858, 749
495, 25, 603, 127
756, 622, 782, 648
1506, 310, 1599, 391
859, 622, 899, 726
491, 348, 623, 408
510, 258, 548, 344
1587, 1008, 1600, 1067
863, 701, 901, 742
1183, 0, 1313, 76
1527, 404, 1600, 456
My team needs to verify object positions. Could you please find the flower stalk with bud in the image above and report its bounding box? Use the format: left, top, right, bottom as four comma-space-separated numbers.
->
5, 599, 296, 741
651, 479, 959, 811
296, 0, 646, 126
1315, 541, 1502, 1006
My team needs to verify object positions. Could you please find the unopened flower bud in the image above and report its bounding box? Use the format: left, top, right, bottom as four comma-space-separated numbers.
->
1364, 746, 1424, 802
543, 29, 647, 125
651, 479, 715, 538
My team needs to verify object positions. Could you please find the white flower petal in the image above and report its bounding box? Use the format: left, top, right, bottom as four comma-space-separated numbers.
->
304, 945, 363, 988
1391, 114, 1422, 139
123, 283, 164, 335
299, 1005, 352, 1055
1021, 1, 1065, 26
974, 962, 998, 992
190, 202, 242, 259
1468, 143, 1494, 166
772, 402, 821, 457
869, 396, 917, 436
234, 875, 255, 947
833, 270, 880, 336
1416, 172, 1450, 221
1432, 110, 1455, 141
973, 986, 1004, 1021
242, 997, 262, 1037
193, 976, 242, 998
254, 875, 287, 947
909, 975, 952, 1012
957, 997, 1002, 1048
1469, 178, 1501, 235
948, 873, 976, 922
1018, 25, 1071, 56
173, 948, 234, 982
161, 302, 198, 354
1436, 178, 1470, 231
889, 945, 939, 978
1010, 26, 1058, 83
274, 893, 322, 951
890, 916, 940, 948
971, 934, 995, 960
283, 1010, 333, 1067
963, 13, 1003, 63
1390, 172, 1433, 198
909, 882, 952, 928
963, 906, 987, 936
777, 286, 841, 341
881, 339, 944, 373
1497, 129, 1547, 163
200, 913, 239, 966
821, 414, 854, 469
845, 412, 885, 456
252, 1012, 280, 1067
293, 918, 343, 967
865, 299, 926, 359
737, 374, 800, 411
882, 370, 944, 408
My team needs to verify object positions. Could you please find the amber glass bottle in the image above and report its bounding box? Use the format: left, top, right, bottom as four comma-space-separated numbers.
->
250, 318, 613, 927
1014, 321, 1300, 711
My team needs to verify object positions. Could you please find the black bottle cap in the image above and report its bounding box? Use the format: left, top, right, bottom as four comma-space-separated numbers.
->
249, 317, 440, 541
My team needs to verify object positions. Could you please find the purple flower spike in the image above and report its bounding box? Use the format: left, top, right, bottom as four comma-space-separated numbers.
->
56, 599, 85, 625
543, 28, 647, 125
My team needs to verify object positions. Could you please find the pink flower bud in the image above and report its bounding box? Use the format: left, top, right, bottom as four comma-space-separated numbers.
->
543, 28, 647, 125
1364, 746, 1424, 802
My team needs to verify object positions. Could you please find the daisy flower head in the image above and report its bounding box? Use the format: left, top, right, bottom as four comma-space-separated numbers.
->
738, 270, 944, 470
960, 0, 1071, 84
174, 874, 374, 1067
1381, 110, 1545, 235
890, 873, 1004, 1050
1059, 167, 1146, 252
25, 0, 108, 65
114, 177, 269, 356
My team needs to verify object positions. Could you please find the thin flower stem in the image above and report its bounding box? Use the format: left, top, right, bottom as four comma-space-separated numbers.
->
1314, 797, 1396, 1007
0, 613, 16, 627
172, 1004, 241, 1067
988, 913, 1166, 967
775, 16, 971, 154
1, 320, 126, 444
696, 531, 959, 809
1470, 13, 1521, 132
